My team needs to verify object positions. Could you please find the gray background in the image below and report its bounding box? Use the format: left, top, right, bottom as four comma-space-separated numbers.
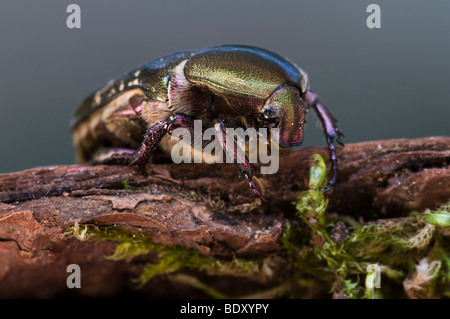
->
0, 0, 449, 173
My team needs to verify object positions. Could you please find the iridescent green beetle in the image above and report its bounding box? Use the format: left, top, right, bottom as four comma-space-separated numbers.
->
71, 45, 343, 202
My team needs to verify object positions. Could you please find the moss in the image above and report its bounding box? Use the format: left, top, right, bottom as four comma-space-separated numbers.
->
67, 223, 272, 291
121, 179, 144, 190
69, 154, 450, 298
392, 144, 403, 151
283, 154, 450, 298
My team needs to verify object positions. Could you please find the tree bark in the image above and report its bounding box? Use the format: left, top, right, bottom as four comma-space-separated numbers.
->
0, 136, 449, 297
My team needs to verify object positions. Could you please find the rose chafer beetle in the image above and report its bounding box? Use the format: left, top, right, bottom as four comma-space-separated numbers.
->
71, 45, 343, 203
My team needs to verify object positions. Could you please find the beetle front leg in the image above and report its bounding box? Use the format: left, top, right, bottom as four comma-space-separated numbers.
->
213, 119, 268, 203
131, 114, 194, 171
306, 90, 344, 191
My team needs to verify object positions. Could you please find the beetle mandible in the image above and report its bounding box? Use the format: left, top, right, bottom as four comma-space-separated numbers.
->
71, 45, 343, 203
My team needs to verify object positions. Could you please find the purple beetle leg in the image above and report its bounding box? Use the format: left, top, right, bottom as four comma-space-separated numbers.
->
131, 114, 194, 171
213, 119, 269, 203
91, 148, 136, 165
306, 90, 344, 191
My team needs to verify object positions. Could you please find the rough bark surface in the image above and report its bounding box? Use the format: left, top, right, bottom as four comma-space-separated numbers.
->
0, 136, 449, 297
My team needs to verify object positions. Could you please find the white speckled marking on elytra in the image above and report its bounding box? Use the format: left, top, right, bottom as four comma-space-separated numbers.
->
94, 93, 101, 105
119, 82, 125, 91
134, 70, 141, 77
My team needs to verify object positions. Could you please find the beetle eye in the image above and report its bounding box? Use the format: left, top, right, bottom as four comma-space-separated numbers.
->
263, 106, 275, 118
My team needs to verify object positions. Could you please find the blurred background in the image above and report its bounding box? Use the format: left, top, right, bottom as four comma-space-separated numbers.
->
0, 0, 448, 173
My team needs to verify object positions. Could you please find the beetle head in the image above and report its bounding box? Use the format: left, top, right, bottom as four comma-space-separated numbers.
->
261, 85, 307, 148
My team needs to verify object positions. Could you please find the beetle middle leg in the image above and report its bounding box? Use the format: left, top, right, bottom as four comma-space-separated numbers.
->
130, 114, 195, 171
306, 90, 344, 191
213, 118, 269, 203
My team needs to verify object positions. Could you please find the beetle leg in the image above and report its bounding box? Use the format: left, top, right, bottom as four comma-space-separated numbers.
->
306, 90, 344, 191
91, 148, 136, 165
213, 119, 269, 203
131, 114, 194, 171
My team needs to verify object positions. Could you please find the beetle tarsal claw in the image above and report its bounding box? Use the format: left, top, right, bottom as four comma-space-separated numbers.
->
245, 175, 268, 204
334, 129, 345, 146
320, 184, 331, 193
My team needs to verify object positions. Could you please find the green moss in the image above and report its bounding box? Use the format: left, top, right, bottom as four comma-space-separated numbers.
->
392, 144, 402, 151
122, 179, 144, 190
282, 154, 450, 298
422, 205, 450, 227
67, 223, 271, 291
69, 154, 450, 298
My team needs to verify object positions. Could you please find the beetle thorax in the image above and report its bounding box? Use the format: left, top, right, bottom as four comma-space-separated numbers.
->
168, 60, 212, 117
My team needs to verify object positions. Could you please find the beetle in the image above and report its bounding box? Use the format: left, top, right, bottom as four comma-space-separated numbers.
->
71, 45, 343, 203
